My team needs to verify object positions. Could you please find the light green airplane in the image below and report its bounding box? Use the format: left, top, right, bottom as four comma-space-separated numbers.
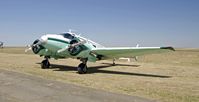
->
26, 31, 175, 74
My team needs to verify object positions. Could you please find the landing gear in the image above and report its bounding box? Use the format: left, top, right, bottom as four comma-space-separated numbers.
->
41, 56, 50, 69
77, 58, 88, 74
112, 58, 116, 66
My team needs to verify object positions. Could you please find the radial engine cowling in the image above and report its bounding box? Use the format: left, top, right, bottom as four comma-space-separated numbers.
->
68, 40, 83, 56
32, 39, 44, 54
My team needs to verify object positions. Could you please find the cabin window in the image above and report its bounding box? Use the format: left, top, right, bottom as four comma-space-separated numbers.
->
62, 33, 74, 39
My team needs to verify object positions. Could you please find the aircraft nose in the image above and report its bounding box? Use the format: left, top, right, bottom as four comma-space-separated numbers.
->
40, 35, 48, 44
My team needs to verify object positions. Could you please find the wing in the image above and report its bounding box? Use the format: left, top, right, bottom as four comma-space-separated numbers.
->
91, 46, 175, 59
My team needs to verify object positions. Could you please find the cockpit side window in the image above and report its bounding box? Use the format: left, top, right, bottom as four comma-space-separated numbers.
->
62, 33, 74, 39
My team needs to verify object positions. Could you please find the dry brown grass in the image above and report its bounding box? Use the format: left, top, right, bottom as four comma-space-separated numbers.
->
0, 47, 199, 102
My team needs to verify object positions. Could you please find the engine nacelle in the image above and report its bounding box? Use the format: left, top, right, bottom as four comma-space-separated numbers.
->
32, 39, 44, 54
68, 40, 83, 56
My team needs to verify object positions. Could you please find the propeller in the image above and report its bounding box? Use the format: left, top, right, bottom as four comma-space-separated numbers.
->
25, 35, 48, 53
57, 40, 86, 53
57, 46, 69, 53
25, 45, 32, 52
25, 39, 45, 53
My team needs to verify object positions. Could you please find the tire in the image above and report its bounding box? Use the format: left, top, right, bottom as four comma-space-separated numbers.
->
77, 63, 87, 74
41, 60, 50, 69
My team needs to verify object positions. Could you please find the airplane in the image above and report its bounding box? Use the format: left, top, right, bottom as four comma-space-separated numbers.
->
0, 41, 3, 48
26, 31, 175, 74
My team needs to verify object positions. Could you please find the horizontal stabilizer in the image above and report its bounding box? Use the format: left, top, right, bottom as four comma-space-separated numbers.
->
160, 46, 175, 51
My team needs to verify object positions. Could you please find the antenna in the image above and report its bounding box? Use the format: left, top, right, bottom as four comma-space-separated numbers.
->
68, 29, 77, 33
69, 29, 72, 33
78, 33, 81, 36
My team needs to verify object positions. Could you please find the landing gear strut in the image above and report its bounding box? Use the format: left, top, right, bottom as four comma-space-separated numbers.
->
112, 58, 116, 66
41, 56, 50, 69
77, 58, 88, 74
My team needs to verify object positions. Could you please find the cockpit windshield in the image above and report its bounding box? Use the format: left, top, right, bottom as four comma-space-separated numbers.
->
60, 33, 74, 39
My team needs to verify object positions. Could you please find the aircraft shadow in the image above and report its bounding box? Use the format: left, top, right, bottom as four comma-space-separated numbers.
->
101, 62, 140, 67
37, 63, 171, 78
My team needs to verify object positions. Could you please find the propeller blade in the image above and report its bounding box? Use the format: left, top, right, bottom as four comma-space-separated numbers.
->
70, 40, 86, 48
57, 46, 69, 53
25, 39, 42, 53
25, 45, 32, 52
57, 40, 86, 53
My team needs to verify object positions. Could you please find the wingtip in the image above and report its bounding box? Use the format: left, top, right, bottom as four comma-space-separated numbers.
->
160, 46, 175, 51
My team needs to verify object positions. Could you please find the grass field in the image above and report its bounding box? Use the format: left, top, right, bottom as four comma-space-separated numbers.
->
0, 47, 199, 102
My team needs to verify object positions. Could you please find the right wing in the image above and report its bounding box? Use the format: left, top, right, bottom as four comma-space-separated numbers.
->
91, 46, 175, 60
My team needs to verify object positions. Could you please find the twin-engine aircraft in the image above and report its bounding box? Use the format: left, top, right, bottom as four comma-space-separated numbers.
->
26, 31, 174, 74
0, 41, 3, 48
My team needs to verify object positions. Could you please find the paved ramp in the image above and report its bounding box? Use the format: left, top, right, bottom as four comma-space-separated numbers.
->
0, 69, 155, 102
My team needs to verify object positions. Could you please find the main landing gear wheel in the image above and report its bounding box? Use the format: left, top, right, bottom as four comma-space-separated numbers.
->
77, 58, 88, 74
77, 63, 87, 74
41, 57, 50, 69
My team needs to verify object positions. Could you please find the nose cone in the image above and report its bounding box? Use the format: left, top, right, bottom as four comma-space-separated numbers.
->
40, 35, 48, 44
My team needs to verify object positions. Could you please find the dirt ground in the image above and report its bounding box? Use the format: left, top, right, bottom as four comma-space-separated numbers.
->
0, 69, 153, 102
0, 47, 199, 102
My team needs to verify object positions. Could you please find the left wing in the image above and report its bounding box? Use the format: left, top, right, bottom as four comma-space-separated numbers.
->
91, 47, 175, 59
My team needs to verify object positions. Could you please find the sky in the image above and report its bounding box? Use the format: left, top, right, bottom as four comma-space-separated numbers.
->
0, 0, 199, 48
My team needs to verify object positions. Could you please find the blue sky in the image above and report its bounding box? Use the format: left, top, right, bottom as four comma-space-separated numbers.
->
0, 0, 199, 48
